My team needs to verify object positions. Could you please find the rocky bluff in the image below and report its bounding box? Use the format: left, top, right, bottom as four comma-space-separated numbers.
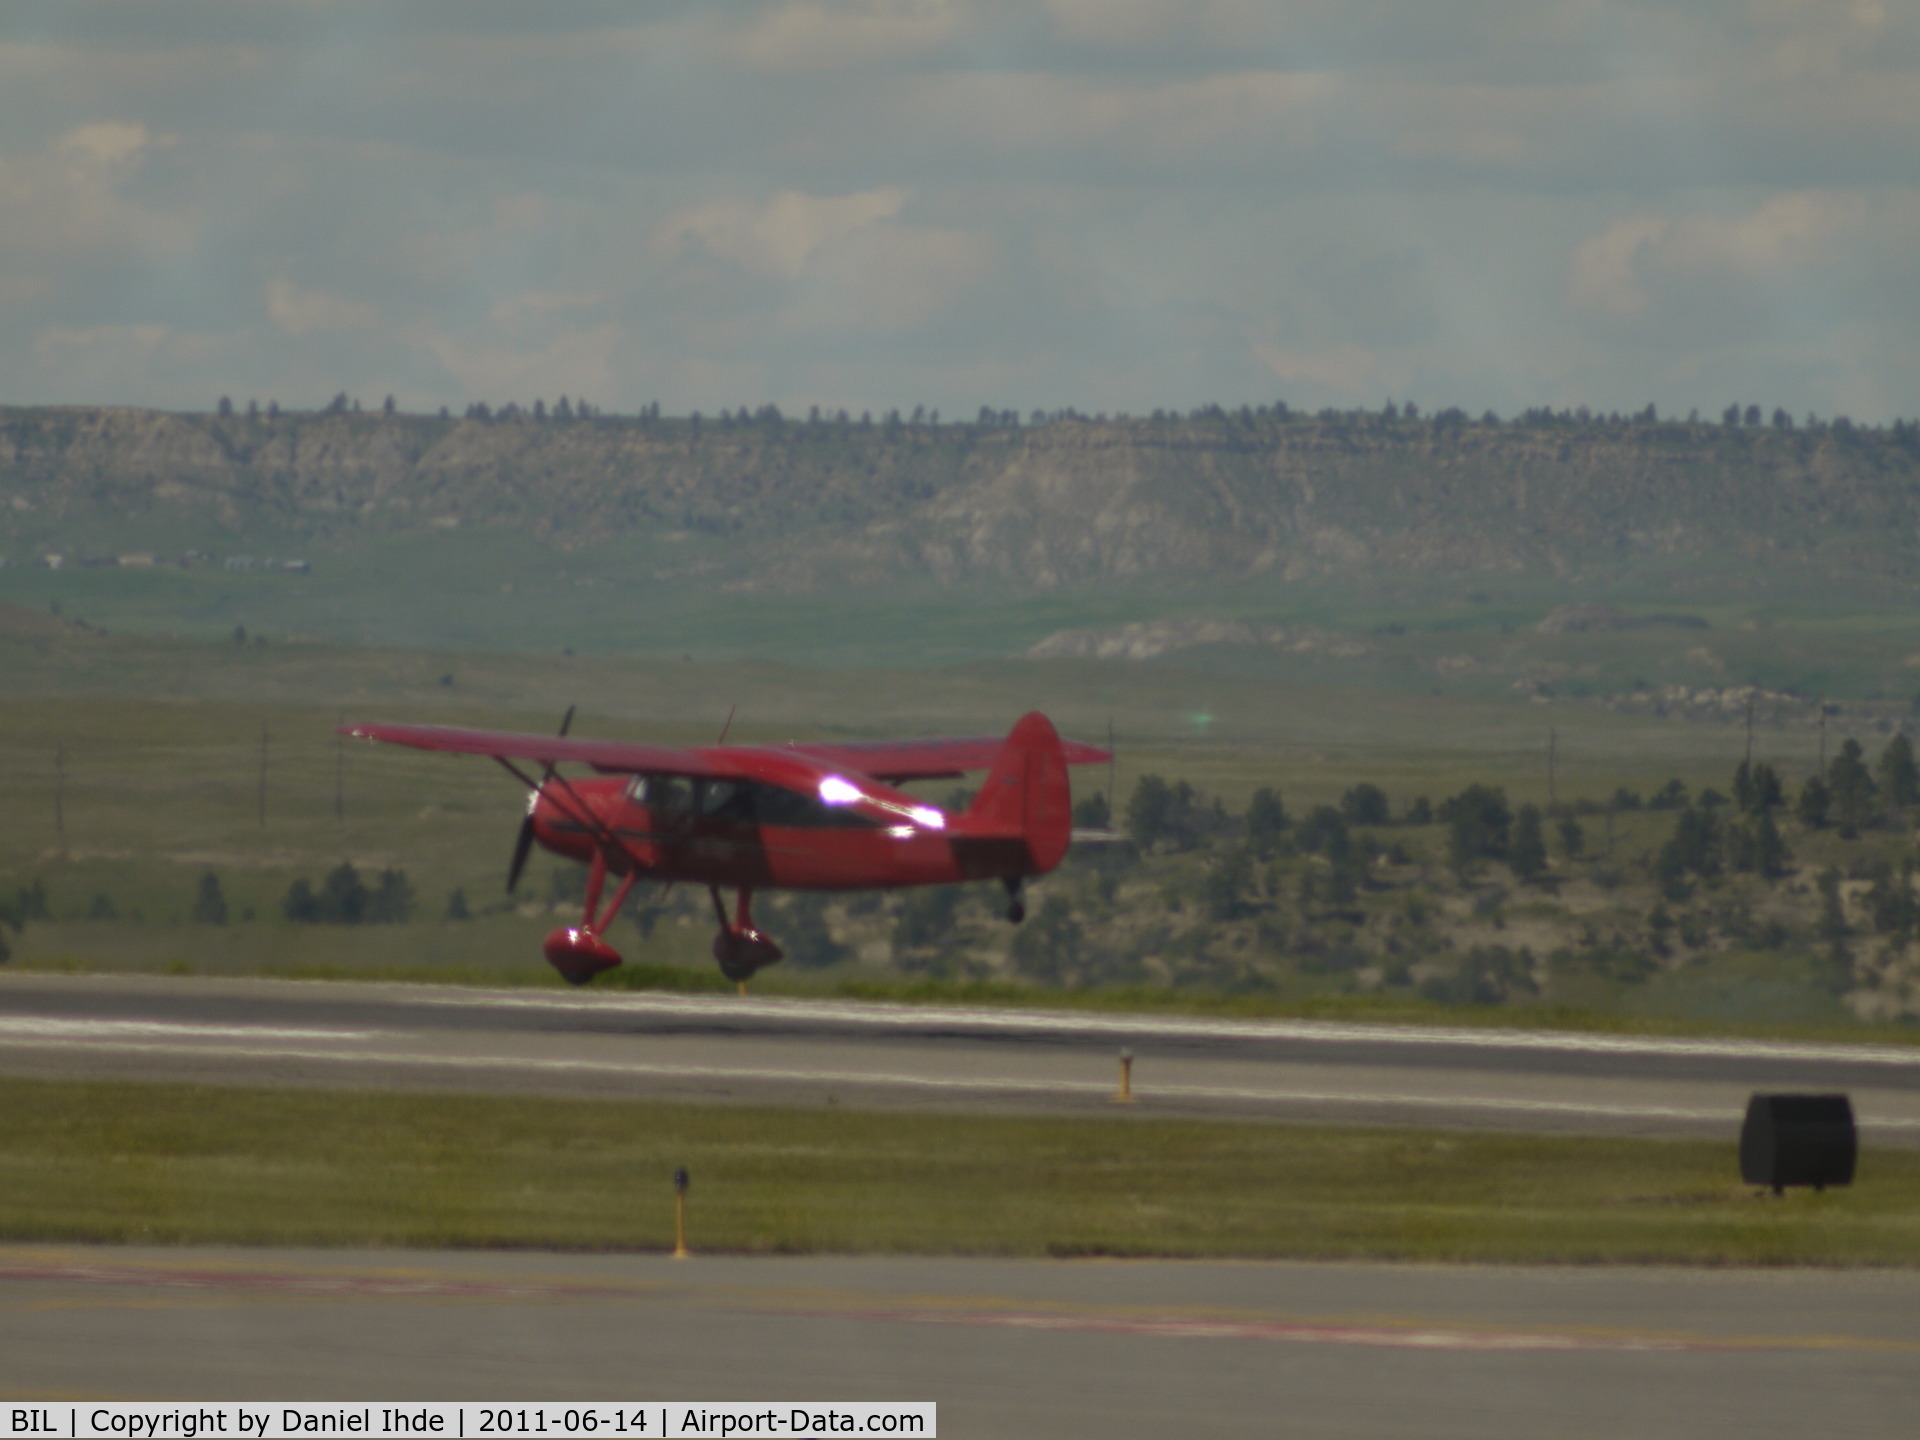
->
5, 404, 1918, 594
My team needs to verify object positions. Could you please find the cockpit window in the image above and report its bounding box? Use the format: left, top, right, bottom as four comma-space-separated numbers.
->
697, 780, 758, 824
626, 774, 877, 829
629, 774, 695, 815
753, 781, 877, 829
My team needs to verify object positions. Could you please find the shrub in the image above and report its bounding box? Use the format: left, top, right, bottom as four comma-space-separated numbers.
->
281, 863, 413, 924
190, 872, 228, 925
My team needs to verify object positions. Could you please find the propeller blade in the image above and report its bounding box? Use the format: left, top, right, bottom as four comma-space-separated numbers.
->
507, 814, 536, 894
506, 706, 575, 894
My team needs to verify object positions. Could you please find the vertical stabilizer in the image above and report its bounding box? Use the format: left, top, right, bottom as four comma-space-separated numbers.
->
954, 711, 1073, 874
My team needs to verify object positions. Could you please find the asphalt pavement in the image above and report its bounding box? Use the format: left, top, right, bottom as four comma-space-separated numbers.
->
2, 971, 1920, 1140
2, 1244, 1916, 1437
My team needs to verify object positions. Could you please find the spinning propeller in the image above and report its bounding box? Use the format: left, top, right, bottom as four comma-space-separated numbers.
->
506, 704, 574, 893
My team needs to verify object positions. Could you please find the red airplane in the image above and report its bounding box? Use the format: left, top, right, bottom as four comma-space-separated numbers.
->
342, 711, 1111, 986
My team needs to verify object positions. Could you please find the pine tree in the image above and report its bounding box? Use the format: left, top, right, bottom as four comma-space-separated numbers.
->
1797, 776, 1831, 828
1246, 787, 1287, 857
1509, 805, 1548, 881
1340, 783, 1390, 826
1754, 810, 1790, 878
1828, 739, 1876, 835
1878, 734, 1919, 809
1557, 815, 1585, 860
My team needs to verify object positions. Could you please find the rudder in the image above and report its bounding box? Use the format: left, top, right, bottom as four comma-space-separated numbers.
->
956, 711, 1073, 874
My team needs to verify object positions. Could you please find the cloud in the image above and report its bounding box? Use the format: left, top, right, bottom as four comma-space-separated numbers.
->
652, 183, 994, 340
1251, 341, 1392, 399
1568, 192, 1866, 320
266, 279, 383, 338
907, 68, 1336, 172
0, 121, 189, 261
793, 218, 994, 333
656, 188, 910, 279
54, 120, 156, 170
4, 6, 1920, 420
1042, 0, 1278, 53
734, 0, 960, 71
425, 322, 623, 401
30, 323, 233, 405
487, 290, 608, 332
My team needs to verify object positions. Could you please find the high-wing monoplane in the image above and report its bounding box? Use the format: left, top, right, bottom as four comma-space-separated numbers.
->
342, 712, 1111, 986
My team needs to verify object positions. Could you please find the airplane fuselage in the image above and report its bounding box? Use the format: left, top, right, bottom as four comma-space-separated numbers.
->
528, 761, 1018, 891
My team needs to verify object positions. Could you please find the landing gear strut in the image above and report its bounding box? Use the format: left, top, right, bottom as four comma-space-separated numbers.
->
1004, 876, 1026, 925
710, 886, 785, 982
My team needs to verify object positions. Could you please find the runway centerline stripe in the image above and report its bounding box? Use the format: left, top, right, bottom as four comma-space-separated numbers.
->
7, 1035, 1920, 1126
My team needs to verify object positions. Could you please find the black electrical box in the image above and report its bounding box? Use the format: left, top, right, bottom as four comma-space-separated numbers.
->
1740, 1093, 1855, 1193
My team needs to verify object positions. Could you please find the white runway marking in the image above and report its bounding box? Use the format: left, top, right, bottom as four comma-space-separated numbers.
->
0, 1017, 370, 1041
395, 986, 1920, 1068
5, 1034, 1918, 1128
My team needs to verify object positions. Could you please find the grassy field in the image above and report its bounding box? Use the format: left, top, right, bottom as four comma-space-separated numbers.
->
1, 1077, 1915, 1264
16, 538, 1920, 697
7, 612, 1920, 1030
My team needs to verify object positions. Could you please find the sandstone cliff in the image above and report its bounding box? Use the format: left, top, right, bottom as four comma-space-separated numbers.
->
5, 405, 1918, 594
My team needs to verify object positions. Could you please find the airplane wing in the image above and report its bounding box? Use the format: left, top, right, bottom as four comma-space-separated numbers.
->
345, 723, 1112, 783
341, 723, 736, 776
783, 734, 1111, 783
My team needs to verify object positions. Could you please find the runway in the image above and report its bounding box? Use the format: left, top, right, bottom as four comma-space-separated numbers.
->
3, 971, 1920, 1139
2, 1244, 1916, 1437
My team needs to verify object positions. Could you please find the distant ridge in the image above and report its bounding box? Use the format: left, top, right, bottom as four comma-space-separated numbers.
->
5, 405, 1920, 595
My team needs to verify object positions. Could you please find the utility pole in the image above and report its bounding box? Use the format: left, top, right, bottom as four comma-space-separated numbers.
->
1818, 704, 1829, 774
1744, 693, 1756, 767
1107, 718, 1117, 822
334, 713, 345, 821
1548, 728, 1557, 808
258, 723, 269, 828
54, 749, 65, 837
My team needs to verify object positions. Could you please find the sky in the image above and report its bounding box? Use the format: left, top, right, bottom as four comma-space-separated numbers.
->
3, 0, 1917, 421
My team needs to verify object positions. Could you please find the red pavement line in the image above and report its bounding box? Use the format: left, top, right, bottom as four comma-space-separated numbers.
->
798, 1307, 1713, 1353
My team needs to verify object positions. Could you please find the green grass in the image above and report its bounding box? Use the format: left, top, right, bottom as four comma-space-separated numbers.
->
1, 1077, 1916, 1264
7, 617, 1920, 1042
